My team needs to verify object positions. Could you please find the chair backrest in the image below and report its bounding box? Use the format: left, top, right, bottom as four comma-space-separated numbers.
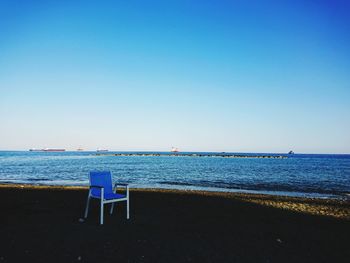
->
89, 171, 113, 196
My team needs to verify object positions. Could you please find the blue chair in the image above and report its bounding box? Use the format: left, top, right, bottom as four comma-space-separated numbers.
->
84, 171, 129, 225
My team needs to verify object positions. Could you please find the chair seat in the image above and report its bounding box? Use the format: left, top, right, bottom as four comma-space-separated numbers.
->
91, 192, 126, 200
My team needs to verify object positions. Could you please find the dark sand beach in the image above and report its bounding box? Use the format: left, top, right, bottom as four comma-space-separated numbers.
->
0, 185, 349, 263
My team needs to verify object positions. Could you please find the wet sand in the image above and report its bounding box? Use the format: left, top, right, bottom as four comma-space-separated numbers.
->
0, 184, 349, 262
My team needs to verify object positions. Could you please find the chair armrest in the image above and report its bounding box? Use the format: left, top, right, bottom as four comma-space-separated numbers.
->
114, 183, 128, 188
113, 183, 129, 195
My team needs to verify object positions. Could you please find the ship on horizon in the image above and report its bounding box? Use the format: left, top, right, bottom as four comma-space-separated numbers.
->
96, 149, 109, 152
29, 148, 66, 152
171, 147, 179, 153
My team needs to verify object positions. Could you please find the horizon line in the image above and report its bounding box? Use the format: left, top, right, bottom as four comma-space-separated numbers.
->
0, 149, 349, 155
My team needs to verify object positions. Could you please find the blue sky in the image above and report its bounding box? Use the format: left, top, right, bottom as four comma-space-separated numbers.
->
0, 0, 349, 153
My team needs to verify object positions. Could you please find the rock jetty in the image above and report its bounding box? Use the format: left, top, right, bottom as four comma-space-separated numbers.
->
95, 153, 287, 159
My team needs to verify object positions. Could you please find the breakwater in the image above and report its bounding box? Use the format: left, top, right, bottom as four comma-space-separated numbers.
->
95, 153, 287, 159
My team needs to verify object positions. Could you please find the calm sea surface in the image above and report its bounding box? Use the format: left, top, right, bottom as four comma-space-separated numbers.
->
0, 151, 349, 199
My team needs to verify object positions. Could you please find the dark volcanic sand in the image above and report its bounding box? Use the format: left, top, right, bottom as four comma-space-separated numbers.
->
0, 186, 349, 263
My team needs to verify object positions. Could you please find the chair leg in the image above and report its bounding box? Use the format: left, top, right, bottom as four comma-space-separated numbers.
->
84, 195, 90, 218
100, 199, 104, 225
110, 203, 115, 214
127, 197, 130, 219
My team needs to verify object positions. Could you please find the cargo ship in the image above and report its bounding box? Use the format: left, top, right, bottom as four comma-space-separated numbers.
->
29, 148, 66, 152
44, 148, 65, 152
96, 149, 108, 152
171, 147, 179, 153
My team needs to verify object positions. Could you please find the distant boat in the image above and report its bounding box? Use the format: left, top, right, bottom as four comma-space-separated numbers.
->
29, 148, 65, 152
288, 150, 294, 154
97, 149, 108, 152
171, 147, 179, 153
77, 148, 84, 151
43, 148, 65, 152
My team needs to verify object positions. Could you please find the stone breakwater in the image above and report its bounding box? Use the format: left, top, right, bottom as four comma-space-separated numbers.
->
95, 153, 287, 159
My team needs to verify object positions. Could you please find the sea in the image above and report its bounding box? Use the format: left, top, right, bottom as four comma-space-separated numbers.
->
0, 151, 349, 199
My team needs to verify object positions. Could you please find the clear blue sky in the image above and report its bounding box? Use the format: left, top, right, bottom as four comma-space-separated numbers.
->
0, 0, 349, 153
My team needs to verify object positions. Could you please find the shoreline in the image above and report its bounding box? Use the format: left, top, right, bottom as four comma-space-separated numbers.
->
0, 181, 347, 200
1, 183, 349, 220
